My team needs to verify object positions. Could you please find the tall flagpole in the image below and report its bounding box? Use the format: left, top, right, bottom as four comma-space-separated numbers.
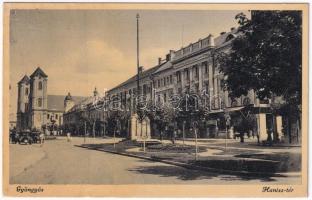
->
136, 13, 140, 98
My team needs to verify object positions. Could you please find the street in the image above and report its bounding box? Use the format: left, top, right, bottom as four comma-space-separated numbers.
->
10, 137, 301, 184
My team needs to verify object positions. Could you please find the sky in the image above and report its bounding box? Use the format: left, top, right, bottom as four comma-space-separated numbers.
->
9, 9, 249, 119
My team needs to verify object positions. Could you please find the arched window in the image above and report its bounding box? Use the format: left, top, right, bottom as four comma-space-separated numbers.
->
243, 97, 251, 106
37, 98, 42, 107
231, 99, 238, 107
225, 34, 236, 42
38, 81, 43, 90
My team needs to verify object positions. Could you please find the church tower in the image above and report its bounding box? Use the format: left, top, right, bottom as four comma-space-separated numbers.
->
64, 92, 75, 113
29, 67, 48, 129
16, 75, 30, 131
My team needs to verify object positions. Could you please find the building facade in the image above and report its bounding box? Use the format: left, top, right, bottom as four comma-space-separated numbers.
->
16, 67, 85, 134
62, 28, 297, 143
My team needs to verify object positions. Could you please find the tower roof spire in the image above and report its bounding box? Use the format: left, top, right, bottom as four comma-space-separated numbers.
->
30, 67, 48, 78
18, 75, 30, 85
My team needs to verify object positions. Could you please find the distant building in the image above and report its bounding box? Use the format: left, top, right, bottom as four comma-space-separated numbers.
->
16, 67, 85, 132
63, 87, 105, 136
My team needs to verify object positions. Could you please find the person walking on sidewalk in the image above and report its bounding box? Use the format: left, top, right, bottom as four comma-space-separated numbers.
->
67, 132, 71, 142
39, 132, 45, 147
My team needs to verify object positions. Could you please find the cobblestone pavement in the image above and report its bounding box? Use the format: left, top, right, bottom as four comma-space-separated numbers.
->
10, 137, 301, 184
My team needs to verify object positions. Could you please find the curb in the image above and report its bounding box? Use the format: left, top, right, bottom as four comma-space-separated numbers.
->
75, 145, 301, 178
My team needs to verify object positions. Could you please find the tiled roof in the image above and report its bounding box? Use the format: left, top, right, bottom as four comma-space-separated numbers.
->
154, 61, 172, 74
47, 95, 86, 112
66, 95, 96, 113
30, 67, 48, 78
214, 28, 239, 48
108, 63, 162, 92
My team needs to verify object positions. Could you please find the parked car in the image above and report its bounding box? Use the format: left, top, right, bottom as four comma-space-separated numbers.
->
9, 130, 19, 144
31, 131, 41, 144
18, 130, 35, 145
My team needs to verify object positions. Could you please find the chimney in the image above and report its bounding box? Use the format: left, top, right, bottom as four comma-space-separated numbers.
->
208, 34, 215, 47
170, 50, 175, 60
166, 54, 170, 61
158, 57, 162, 65
139, 66, 144, 73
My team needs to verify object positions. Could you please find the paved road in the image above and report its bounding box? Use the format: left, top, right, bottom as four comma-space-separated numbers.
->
10, 137, 301, 184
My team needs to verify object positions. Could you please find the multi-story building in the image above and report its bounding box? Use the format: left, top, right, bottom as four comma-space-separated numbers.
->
105, 28, 285, 142
16, 67, 85, 133
63, 28, 292, 143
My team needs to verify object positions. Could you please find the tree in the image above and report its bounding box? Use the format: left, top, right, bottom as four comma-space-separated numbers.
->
146, 100, 177, 141
219, 11, 302, 117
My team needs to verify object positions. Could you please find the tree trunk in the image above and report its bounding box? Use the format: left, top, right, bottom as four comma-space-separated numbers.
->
288, 117, 292, 144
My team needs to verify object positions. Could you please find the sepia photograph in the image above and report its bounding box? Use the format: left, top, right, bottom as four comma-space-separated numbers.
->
3, 3, 308, 197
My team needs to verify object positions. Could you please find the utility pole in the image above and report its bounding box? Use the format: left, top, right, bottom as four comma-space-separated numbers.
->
136, 13, 140, 100
182, 121, 186, 145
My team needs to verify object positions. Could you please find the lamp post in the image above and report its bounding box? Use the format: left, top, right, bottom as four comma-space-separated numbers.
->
136, 13, 140, 102
193, 121, 199, 161
84, 121, 86, 143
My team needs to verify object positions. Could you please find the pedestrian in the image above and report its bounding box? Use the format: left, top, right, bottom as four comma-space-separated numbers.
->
67, 132, 71, 142
171, 129, 176, 144
240, 132, 244, 143
39, 132, 45, 147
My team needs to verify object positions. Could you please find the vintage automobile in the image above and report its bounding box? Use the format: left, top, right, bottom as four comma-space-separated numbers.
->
9, 130, 19, 144
18, 130, 34, 145
31, 131, 41, 144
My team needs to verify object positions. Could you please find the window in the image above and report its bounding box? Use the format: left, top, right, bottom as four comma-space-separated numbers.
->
55, 114, 58, 119
204, 63, 208, 74
164, 78, 166, 86
139, 86, 142, 94
143, 84, 147, 95
25, 88, 29, 95
225, 34, 235, 42
164, 93, 167, 102
170, 75, 173, 84
243, 97, 251, 106
178, 88, 182, 94
158, 80, 160, 88
37, 98, 42, 107
47, 114, 50, 119
166, 77, 170, 85
231, 99, 238, 107
176, 71, 181, 83
185, 69, 189, 81
38, 81, 43, 90
194, 66, 199, 79
205, 82, 209, 93
185, 86, 190, 93
195, 84, 199, 92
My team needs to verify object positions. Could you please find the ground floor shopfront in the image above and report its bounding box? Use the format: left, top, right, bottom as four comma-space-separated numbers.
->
149, 106, 301, 145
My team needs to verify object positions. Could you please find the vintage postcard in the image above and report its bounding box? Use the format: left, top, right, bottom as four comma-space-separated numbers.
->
3, 2, 308, 197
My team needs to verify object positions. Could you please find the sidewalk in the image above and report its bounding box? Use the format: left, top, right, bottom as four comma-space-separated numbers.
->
75, 137, 301, 177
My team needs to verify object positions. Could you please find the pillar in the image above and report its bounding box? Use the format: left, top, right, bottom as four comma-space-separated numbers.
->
258, 113, 267, 142
181, 70, 185, 91
208, 63, 214, 104
276, 115, 283, 141
198, 64, 203, 91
